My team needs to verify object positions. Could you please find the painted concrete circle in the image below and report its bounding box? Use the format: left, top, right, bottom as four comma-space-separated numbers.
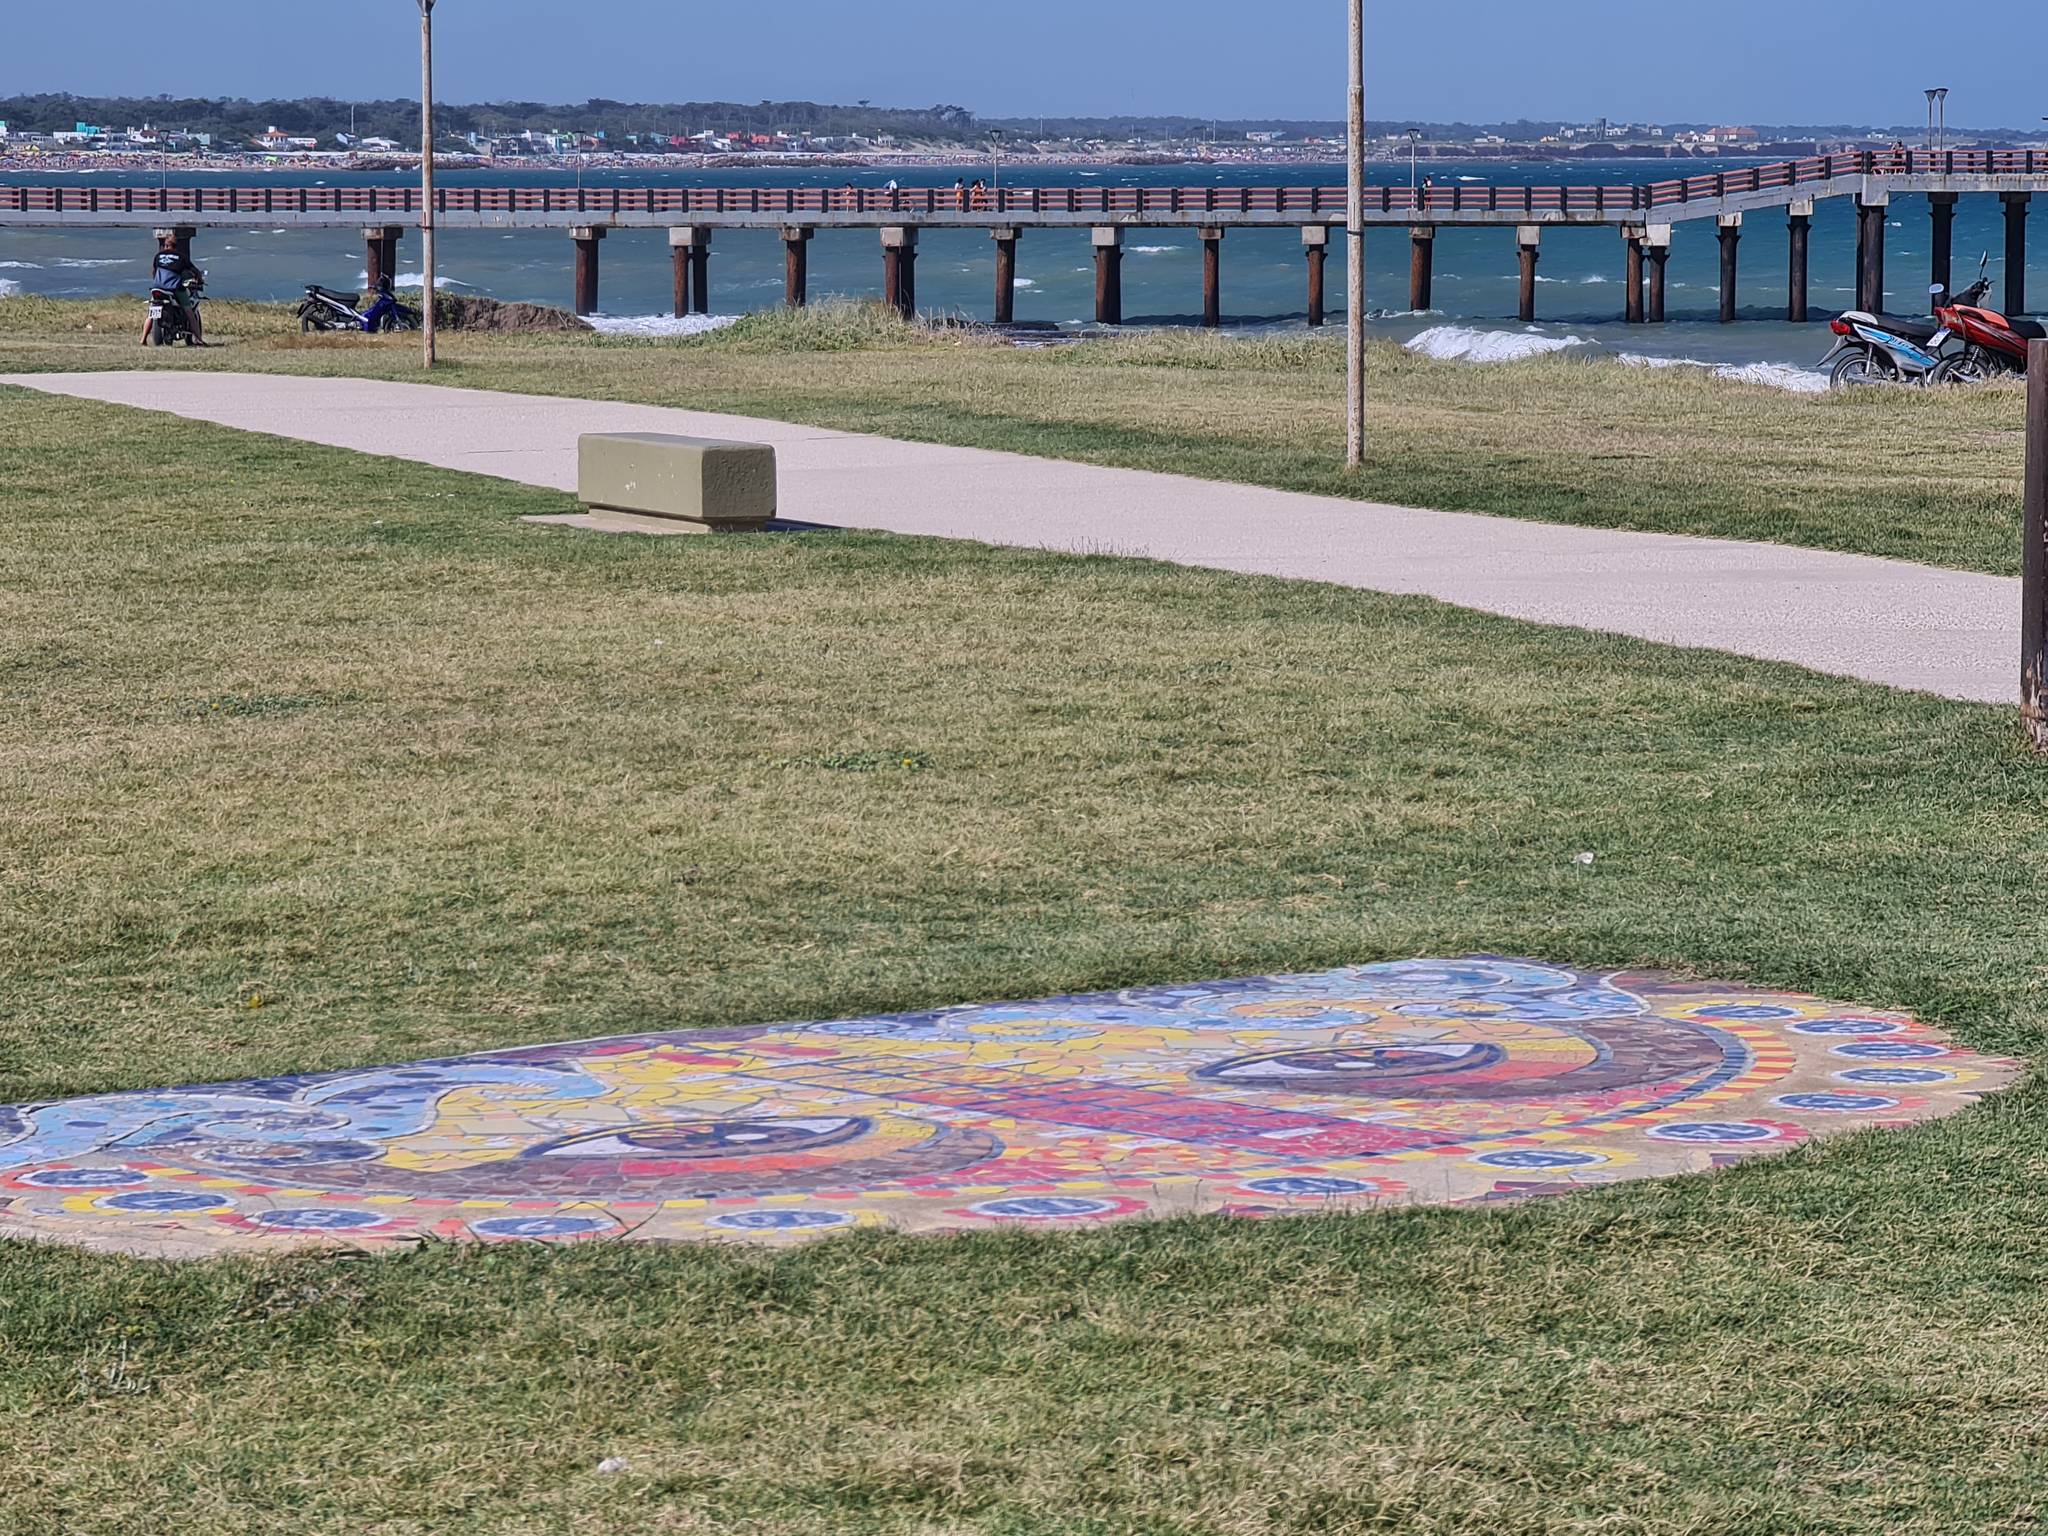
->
0, 958, 2019, 1256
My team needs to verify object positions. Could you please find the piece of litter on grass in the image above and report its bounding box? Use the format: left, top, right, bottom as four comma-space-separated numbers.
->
597, 1457, 628, 1474
1575, 851, 1596, 868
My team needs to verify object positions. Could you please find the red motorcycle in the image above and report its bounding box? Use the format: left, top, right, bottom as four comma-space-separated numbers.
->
1933, 256, 2042, 384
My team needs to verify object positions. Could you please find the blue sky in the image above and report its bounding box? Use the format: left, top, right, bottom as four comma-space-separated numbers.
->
5, 0, 2044, 125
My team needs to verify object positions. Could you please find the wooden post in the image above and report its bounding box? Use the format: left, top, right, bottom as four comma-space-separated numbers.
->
1929, 193, 1957, 310
1787, 200, 1812, 322
571, 225, 604, 316
1717, 214, 1741, 324
1092, 225, 1123, 325
1624, 230, 1645, 325
418, 0, 436, 369
1516, 225, 1540, 322
1645, 227, 1670, 323
882, 226, 918, 318
2023, 339, 2048, 749
991, 227, 1018, 323
783, 226, 811, 308
1201, 226, 1224, 327
2005, 193, 2031, 316
1857, 197, 1887, 313
1408, 226, 1433, 312
1303, 225, 1327, 327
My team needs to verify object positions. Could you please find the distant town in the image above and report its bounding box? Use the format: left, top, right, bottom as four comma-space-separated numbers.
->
2, 94, 2041, 172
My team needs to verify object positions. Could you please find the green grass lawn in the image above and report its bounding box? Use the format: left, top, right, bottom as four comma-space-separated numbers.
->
0, 295, 2032, 575
6, 382, 2048, 1534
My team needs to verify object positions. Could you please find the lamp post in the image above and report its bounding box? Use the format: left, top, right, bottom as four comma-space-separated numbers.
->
1408, 127, 1421, 193
990, 127, 1003, 198
1345, 0, 1365, 469
1926, 89, 1938, 157
418, 0, 437, 369
1935, 87, 1949, 153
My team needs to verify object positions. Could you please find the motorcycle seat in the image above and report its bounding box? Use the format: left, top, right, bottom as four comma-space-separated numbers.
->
2013, 318, 2048, 341
1868, 313, 1945, 342
308, 286, 360, 307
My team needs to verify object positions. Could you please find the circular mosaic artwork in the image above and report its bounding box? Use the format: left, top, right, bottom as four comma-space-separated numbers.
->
0, 958, 2019, 1255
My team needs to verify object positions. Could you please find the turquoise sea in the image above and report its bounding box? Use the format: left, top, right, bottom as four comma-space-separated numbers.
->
4, 158, 2041, 380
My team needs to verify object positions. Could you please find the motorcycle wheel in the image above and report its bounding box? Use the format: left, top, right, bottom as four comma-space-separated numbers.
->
1933, 353, 1995, 386
1829, 350, 1895, 390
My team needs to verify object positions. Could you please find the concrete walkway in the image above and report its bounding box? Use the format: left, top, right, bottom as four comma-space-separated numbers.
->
5, 370, 2019, 703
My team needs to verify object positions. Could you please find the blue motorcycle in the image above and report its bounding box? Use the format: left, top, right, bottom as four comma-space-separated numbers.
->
1817, 280, 1973, 390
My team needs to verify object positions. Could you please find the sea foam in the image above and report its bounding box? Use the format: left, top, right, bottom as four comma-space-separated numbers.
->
1404, 325, 1585, 363
1618, 353, 1829, 394
584, 313, 739, 337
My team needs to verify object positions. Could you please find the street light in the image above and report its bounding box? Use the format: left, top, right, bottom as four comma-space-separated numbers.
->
1926, 89, 1939, 157
1935, 87, 1949, 154
418, 0, 437, 370
990, 127, 1003, 197
1407, 127, 1421, 193
1345, 0, 1364, 469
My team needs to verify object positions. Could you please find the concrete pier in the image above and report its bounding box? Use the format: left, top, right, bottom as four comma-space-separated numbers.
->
1624, 228, 1645, 325
1201, 227, 1224, 327
991, 227, 1018, 323
782, 226, 810, 308
1408, 226, 1433, 313
1517, 226, 1540, 322
1787, 200, 1811, 322
1718, 213, 1741, 324
1929, 193, 1956, 310
1646, 225, 1670, 322
1303, 226, 1327, 327
882, 226, 918, 318
571, 225, 604, 316
1092, 225, 1123, 325
2005, 193, 2030, 315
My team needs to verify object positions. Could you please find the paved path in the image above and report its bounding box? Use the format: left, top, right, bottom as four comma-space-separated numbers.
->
5, 370, 2019, 703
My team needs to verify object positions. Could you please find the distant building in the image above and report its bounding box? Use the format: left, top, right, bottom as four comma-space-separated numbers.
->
255, 126, 320, 151
1246, 130, 1285, 143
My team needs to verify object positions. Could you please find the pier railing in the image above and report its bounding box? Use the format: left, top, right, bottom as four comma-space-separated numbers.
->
5, 150, 2047, 223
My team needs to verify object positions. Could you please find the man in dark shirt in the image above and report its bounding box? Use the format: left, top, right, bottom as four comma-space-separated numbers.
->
142, 236, 203, 345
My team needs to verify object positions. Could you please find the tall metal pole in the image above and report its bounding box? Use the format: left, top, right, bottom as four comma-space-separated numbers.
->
419, 0, 437, 369
1345, 0, 1365, 469
2023, 338, 2048, 749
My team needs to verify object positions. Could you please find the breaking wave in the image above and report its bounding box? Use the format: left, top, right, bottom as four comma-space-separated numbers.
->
583, 313, 740, 337
1618, 353, 1829, 394
1404, 325, 1585, 363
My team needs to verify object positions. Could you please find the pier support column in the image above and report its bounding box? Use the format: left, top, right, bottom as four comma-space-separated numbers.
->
1787, 199, 1812, 322
882, 226, 919, 318
1092, 225, 1123, 326
1929, 193, 1957, 311
1408, 225, 1434, 312
1856, 193, 1888, 314
691, 232, 712, 316
1623, 228, 1645, 325
2005, 193, 2031, 316
152, 225, 195, 263
667, 226, 700, 316
1516, 225, 1540, 322
1717, 213, 1741, 324
1303, 226, 1328, 327
1201, 226, 1224, 327
781, 226, 811, 308
991, 227, 1019, 323
571, 225, 605, 317
1645, 225, 1670, 323
363, 225, 401, 293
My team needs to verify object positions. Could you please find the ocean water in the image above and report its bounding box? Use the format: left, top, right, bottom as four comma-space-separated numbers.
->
4, 158, 2042, 377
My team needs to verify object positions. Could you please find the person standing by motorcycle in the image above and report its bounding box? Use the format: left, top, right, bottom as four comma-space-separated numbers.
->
141, 235, 204, 346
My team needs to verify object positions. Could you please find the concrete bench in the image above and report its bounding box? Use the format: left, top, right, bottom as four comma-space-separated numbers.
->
576, 432, 776, 532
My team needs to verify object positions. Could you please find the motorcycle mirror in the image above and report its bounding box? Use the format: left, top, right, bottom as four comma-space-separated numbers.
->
1930, 283, 1946, 296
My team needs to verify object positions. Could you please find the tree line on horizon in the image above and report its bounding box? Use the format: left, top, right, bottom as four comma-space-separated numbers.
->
0, 94, 2034, 147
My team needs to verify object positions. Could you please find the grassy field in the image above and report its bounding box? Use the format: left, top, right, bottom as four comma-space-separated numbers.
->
0, 294, 2032, 575
7, 381, 2048, 1534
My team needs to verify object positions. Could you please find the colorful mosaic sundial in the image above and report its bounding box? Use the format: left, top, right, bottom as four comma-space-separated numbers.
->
0, 959, 2019, 1256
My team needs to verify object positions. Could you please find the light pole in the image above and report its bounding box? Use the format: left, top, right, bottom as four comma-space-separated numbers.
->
1345, 0, 1365, 469
1408, 128, 1421, 193
990, 127, 1003, 198
418, 0, 437, 369
1926, 89, 1938, 158
1936, 87, 1949, 153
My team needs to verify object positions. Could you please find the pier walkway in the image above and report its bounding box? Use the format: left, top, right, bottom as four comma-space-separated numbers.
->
2, 370, 2016, 704
7, 150, 2048, 322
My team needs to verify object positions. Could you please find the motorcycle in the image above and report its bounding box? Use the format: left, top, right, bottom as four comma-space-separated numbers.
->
294, 282, 423, 334
1932, 255, 2041, 384
143, 279, 201, 347
1819, 285, 1955, 389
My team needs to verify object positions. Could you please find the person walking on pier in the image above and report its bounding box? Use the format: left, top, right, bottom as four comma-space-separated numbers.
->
954, 177, 967, 211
